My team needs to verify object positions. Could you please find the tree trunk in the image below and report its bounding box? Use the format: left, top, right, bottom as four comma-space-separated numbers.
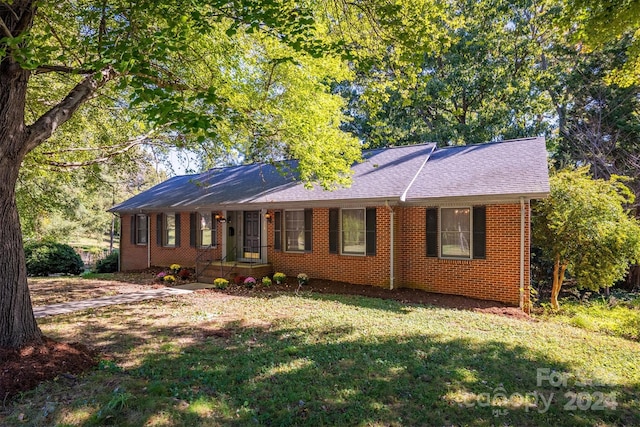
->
0, 50, 42, 348
550, 254, 568, 310
0, 159, 42, 348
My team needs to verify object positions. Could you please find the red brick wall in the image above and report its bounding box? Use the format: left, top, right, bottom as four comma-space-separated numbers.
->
394, 204, 530, 310
120, 203, 530, 311
120, 214, 149, 271
267, 208, 392, 287
120, 213, 222, 270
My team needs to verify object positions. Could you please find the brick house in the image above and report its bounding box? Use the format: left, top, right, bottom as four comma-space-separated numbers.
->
110, 137, 549, 311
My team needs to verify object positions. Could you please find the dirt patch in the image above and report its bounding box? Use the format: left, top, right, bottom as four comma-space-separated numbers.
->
1, 336, 98, 401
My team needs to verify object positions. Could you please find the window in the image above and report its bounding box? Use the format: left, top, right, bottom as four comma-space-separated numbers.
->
131, 214, 147, 245
426, 206, 486, 259
200, 212, 213, 247
165, 213, 176, 246
156, 213, 181, 247
189, 212, 217, 247
274, 209, 312, 252
441, 208, 471, 258
341, 208, 366, 255
285, 210, 305, 251
329, 208, 376, 256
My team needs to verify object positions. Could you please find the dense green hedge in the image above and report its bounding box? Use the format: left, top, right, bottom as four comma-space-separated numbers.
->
24, 242, 84, 276
95, 251, 119, 273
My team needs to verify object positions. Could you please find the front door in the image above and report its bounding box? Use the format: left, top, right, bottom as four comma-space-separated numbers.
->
243, 211, 261, 260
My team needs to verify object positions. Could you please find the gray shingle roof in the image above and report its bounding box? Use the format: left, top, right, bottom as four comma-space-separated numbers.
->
404, 137, 550, 201
110, 137, 549, 212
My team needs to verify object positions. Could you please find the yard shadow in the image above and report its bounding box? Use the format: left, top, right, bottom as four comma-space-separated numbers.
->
88, 321, 637, 426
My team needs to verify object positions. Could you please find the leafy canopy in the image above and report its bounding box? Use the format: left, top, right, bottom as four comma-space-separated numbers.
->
533, 167, 640, 291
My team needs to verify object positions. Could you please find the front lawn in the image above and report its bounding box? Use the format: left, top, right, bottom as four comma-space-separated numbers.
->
3, 280, 639, 426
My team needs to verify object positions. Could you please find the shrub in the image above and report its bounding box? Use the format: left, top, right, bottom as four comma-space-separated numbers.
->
234, 275, 246, 285
214, 278, 229, 289
156, 271, 167, 281
95, 251, 118, 273
262, 276, 272, 287
273, 272, 286, 284
163, 275, 176, 284
24, 241, 84, 276
178, 268, 191, 280
297, 273, 309, 285
169, 264, 181, 274
244, 276, 257, 288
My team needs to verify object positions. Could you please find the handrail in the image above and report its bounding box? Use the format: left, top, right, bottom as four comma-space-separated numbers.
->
195, 244, 215, 279
196, 244, 272, 281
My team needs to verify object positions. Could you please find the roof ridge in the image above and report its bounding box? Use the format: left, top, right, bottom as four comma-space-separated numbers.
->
400, 144, 437, 202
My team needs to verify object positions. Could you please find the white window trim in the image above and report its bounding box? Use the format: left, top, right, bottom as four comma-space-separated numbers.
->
340, 207, 366, 257
439, 206, 473, 260
284, 209, 306, 253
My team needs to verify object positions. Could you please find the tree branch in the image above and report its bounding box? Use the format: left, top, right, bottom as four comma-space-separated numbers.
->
42, 134, 154, 169
0, 15, 12, 38
34, 65, 97, 75
24, 66, 118, 155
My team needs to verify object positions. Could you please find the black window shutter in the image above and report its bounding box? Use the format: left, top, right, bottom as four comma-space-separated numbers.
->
304, 209, 313, 252
156, 214, 163, 246
130, 215, 136, 245
473, 206, 486, 259
329, 208, 339, 254
426, 208, 438, 257
366, 208, 376, 256
274, 211, 282, 251
190, 213, 197, 247
175, 213, 181, 247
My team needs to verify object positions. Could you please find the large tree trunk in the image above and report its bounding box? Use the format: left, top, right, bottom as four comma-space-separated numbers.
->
0, 158, 41, 348
0, 54, 42, 348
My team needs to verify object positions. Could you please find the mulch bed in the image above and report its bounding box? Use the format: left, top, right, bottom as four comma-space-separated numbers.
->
1, 337, 98, 401
215, 278, 532, 321
2, 277, 529, 401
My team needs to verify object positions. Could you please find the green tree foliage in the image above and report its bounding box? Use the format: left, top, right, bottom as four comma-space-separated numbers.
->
337, 0, 553, 147
548, 38, 640, 204
0, 0, 363, 348
533, 168, 640, 309
565, 0, 640, 86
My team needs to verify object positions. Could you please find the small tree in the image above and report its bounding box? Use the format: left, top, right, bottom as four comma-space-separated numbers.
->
533, 167, 640, 309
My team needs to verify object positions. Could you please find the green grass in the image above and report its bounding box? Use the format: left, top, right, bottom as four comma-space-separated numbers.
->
4, 290, 639, 426
540, 293, 640, 341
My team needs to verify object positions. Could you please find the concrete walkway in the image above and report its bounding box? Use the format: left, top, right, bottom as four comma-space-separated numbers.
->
33, 286, 196, 318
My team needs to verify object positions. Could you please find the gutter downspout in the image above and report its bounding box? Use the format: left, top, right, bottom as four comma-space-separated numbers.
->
147, 214, 151, 269
386, 201, 394, 290
520, 197, 525, 312
117, 213, 122, 272
400, 144, 437, 202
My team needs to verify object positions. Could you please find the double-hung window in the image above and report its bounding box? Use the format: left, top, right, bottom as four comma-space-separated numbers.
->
156, 213, 181, 247
328, 207, 376, 256
285, 210, 306, 251
341, 208, 366, 255
274, 209, 312, 252
440, 208, 471, 258
131, 214, 148, 245
200, 212, 213, 247
426, 206, 486, 259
